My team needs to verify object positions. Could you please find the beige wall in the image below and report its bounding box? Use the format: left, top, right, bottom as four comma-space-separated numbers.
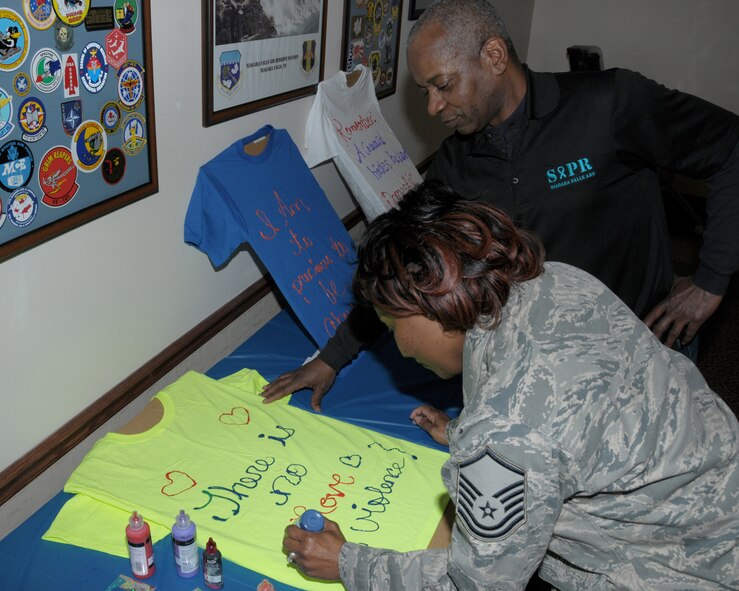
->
526, 0, 738, 113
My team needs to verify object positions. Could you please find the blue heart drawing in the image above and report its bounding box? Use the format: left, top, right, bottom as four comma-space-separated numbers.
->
339, 454, 362, 468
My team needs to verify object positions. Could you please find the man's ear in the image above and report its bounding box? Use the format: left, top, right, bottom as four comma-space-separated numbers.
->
480, 36, 508, 75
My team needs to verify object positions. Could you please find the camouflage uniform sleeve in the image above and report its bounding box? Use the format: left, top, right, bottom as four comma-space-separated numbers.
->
339, 543, 454, 590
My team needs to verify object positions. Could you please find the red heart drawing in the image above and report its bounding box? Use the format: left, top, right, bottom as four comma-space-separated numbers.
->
219, 406, 251, 426
161, 470, 197, 497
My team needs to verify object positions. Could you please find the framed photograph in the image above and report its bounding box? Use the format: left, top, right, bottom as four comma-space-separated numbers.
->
202, 0, 327, 127
0, 0, 158, 263
341, 0, 403, 100
408, 0, 434, 20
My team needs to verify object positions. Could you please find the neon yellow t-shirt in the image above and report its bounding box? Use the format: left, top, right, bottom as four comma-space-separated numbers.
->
44, 370, 449, 590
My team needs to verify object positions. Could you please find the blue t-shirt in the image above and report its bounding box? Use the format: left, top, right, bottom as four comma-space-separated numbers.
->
185, 125, 356, 348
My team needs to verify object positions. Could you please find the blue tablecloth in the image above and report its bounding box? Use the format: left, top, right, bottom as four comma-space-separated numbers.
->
0, 309, 460, 590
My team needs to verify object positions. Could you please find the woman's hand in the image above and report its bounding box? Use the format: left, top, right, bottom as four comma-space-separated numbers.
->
283, 517, 346, 581
410, 405, 450, 446
260, 358, 337, 411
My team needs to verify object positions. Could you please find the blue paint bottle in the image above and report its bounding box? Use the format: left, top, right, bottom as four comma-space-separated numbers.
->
299, 509, 325, 532
172, 509, 199, 578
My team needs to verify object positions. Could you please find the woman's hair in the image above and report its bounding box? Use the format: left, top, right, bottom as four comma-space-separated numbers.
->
353, 180, 544, 332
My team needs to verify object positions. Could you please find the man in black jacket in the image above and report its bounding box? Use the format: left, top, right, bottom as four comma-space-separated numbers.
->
261, 0, 739, 410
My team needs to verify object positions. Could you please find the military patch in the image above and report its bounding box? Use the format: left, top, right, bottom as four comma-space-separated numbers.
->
53, 21, 74, 52
31, 48, 63, 93
7, 187, 38, 228
301, 39, 316, 76
79, 42, 108, 93
13, 72, 31, 96
100, 101, 121, 133
62, 52, 80, 97
71, 119, 106, 172
0, 139, 34, 191
60, 98, 82, 136
24, 0, 56, 31
0, 87, 14, 139
38, 145, 78, 206
0, 8, 30, 72
105, 28, 127, 70
121, 112, 145, 156
116, 60, 144, 111
456, 447, 526, 540
52, 0, 89, 27
218, 50, 241, 97
18, 96, 48, 142
114, 0, 137, 34
101, 147, 125, 185
84, 6, 115, 31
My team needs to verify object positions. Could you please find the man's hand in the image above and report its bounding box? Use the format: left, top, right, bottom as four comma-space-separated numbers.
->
644, 276, 723, 348
411, 405, 451, 446
283, 517, 345, 581
260, 357, 337, 412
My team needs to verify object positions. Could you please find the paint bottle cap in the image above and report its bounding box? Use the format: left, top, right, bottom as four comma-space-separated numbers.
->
299, 509, 325, 532
129, 511, 144, 530
205, 537, 219, 555
175, 509, 191, 529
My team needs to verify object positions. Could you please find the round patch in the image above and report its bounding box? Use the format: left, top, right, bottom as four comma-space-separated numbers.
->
0, 8, 31, 72
114, 0, 137, 34
0, 139, 34, 191
116, 60, 143, 111
24, 0, 56, 31
13, 71, 31, 95
7, 186, 38, 227
39, 145, 78, 206
53, 20, 74, 52
100, 101, 121, 133
121, 112, 145, 156
31, 47, 63, 93
0, 87, 15, 139
52, 0, 89, 27
79, 42, 108, 93
101, 147, 125, 184
71, 119, 106, 172
18, 96, 48, 142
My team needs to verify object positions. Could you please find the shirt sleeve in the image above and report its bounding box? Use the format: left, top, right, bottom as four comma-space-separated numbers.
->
612, 69, 739, 294
317, 305, 386, 371
304, 86, 336, 168
184, 167, 246, 268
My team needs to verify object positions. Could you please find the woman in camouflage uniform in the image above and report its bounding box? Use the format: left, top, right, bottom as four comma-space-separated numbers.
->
283, 180, 739, 590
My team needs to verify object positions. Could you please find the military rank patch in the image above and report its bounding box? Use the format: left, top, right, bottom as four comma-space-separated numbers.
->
456, 447, 526, 540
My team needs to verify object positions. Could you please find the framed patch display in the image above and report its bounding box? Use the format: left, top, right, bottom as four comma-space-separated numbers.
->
341, 0, 403, 100
0, 0, 158, 262
408, 0, 433, 21
202, 0, 327, 127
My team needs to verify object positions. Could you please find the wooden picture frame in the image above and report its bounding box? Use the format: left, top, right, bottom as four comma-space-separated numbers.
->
202, 0, 327, 126
408, 0, 434, 20
0, 0, 158, 263
340, 0, 403, 100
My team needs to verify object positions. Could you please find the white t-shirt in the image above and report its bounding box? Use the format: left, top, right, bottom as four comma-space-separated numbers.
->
305, 65, 422, 221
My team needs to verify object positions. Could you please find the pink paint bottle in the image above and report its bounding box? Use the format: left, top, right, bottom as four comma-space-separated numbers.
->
126, 510, 156, 579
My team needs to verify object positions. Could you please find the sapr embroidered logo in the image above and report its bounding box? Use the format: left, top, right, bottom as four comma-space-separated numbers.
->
547, 156, 596, 190
456, 447, 526, 540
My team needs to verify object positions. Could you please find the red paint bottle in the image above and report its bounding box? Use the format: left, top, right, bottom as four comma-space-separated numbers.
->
202, 537, 223, 589
126, 510, 156, 579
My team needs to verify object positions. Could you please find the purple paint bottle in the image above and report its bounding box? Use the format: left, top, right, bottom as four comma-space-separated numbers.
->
171, 509, 199, 578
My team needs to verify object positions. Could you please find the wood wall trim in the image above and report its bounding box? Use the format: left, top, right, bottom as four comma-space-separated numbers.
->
0, 206, 368, 506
